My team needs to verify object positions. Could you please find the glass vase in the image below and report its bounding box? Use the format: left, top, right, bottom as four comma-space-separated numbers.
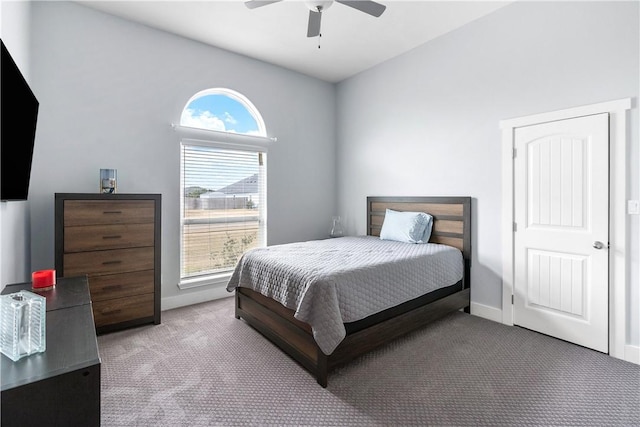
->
0, 290, 46, 362
330, 215, 344, 238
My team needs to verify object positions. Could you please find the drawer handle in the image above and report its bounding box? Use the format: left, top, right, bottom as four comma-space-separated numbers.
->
101, 308, 122, 315
102, 235, 122, 239
102, 284, 123, 292
102, 260, 122, 266
102, 210, 123, 214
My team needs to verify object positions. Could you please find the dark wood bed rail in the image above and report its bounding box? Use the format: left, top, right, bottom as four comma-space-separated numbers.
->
235, 196, 472, 387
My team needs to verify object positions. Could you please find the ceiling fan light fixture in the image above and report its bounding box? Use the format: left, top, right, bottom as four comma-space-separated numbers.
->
305, 0, 333, 13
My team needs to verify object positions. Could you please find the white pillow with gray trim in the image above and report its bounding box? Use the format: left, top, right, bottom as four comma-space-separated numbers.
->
379, 209, 433, 244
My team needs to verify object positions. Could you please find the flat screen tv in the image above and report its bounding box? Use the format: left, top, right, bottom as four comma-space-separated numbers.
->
1, 39, 39, 201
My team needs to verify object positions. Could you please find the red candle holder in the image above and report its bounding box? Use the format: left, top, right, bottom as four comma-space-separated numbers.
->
32, 269, 56, 290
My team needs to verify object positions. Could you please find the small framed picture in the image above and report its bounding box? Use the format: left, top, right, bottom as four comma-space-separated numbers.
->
100, 169, 117, 194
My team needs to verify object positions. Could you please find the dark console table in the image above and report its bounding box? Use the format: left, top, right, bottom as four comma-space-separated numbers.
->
1, 275, 101, 427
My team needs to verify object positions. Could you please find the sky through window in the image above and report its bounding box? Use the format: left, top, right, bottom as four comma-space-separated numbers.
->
181, 93, 260, 135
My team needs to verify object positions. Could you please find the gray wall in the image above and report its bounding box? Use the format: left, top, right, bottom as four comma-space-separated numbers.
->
0, 1, 34, 290
336, 1, 639, 345
27, 1, 336, 306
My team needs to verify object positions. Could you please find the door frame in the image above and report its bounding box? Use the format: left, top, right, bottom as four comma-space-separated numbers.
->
500, 98, 631, 361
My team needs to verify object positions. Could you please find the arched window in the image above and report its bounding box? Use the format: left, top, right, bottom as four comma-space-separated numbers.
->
180, 89, 266, 136
176, 88, 272, 288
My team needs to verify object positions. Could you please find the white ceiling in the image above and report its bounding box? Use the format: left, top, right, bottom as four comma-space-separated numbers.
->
76, 0, 513, 83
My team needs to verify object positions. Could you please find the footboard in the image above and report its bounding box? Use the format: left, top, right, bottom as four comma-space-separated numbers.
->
236, 287, 326, 383
235, 286, 470, 387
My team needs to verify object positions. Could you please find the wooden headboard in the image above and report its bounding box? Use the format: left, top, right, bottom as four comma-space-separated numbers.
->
367, 196, 472, 289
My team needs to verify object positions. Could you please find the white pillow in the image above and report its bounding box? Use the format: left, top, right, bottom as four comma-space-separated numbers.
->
379, 209, 433, 244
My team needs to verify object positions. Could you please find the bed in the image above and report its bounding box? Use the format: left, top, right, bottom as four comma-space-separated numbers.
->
227, 196, 471, 387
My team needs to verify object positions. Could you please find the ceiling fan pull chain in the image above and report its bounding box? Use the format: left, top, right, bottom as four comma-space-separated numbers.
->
318, 33, 322, 49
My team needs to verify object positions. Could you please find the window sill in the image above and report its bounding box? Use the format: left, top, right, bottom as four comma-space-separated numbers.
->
178, 272, 231, 290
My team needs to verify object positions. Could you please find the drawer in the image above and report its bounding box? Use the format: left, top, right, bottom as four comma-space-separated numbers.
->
63, 247, 154, 277
88, 270, 155, 302
64, 200, 155, 226
92, 293, 154, 327
64, 223, 154, 252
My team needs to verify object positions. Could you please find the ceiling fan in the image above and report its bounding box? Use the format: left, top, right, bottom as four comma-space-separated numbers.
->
244, 0, 387, 38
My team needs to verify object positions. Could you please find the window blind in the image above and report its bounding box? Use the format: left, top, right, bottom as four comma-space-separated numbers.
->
181, 143, 266, 279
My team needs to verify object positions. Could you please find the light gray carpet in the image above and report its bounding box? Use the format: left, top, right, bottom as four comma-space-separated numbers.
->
98, 296, 640, 426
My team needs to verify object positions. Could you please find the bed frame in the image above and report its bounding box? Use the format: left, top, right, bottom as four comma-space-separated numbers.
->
234, 196, 472, 387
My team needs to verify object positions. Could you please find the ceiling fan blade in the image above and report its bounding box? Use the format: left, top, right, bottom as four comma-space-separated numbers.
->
307, 10, 322, 37
336, 0, 386, 17
244, 0, 282, 10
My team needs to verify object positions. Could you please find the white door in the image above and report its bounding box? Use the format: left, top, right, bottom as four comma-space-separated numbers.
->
513, 113, 609, 353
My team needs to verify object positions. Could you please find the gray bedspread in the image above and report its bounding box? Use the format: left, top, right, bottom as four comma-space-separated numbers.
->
226, 235, 463, 355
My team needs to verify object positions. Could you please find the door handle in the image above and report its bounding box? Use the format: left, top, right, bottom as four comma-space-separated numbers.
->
593, 241, 605, 249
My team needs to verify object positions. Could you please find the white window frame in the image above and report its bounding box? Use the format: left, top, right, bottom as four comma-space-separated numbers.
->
174, 88, 274, 289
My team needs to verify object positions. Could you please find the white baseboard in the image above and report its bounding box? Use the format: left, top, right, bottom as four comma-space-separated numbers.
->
625, 344, 640, 365
470, 301, 502, 323
161, 286, 232, 311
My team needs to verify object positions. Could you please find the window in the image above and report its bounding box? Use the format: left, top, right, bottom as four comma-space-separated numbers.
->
177, 89, 271, 288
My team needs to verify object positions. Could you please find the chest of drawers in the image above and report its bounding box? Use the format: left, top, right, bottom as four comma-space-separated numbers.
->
55, 193, 161, 334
